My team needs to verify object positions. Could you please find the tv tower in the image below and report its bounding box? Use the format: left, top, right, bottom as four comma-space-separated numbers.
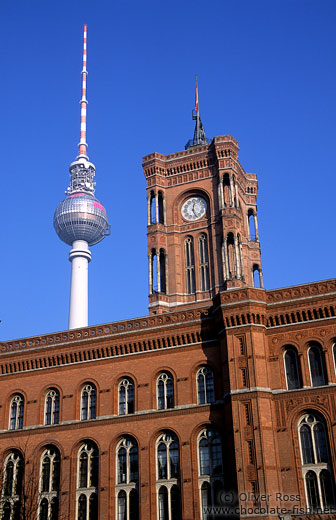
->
54, 25, 109, 330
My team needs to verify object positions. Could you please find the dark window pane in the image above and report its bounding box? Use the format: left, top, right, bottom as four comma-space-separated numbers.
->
306, 471, 320, 511
300, 425, 314, 464
158, 443, 167, 479
285, 350, 301, 390
158, 487, 168, 520
309, 347, 325, 386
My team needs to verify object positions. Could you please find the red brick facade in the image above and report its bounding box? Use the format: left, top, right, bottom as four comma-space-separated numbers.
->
1, 136, 336, 520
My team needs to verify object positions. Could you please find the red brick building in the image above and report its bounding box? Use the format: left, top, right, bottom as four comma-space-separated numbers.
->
1, 133, 336, 520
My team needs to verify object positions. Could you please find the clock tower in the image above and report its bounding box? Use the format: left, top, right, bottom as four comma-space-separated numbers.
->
143, 84, 263, 314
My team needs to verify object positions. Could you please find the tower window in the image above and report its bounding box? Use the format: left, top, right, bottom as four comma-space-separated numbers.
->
116, 437, 139, 520
157, 372, 174, 410
308, 344, 326, 387
197, 366, 215, 404
44, 388, 60, 425
77, 442, 99, 520
9, 394, 24, 430
199, 234, 210, 291
1, 450, 23, 518
38, 446, 60, 519
118, 378, 135, 415
185, 236, 195, 294
156, 432, 181, 520
284, 348, 302, 390
197, 428, 224, 518
298, 414, 335, 510
81, 383, 97, 420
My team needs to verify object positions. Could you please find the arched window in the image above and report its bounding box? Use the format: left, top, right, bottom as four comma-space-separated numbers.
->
38, 446, 60, 520
157, 372, 174, 410
248, 209, 256, 241
81, 383, 97, 420
199, 234, 210, 291
284, 348, 302, 390
116, 437, 139, 520
253, 264, 262, 288
156, 432, 181, 520
227, 233, 236, 279
118, 378, 135, 415
185, 236, 195, 294
1, 451, 23, 518
9, 394, 24, 430
45, 389, 60, 425
77, 442, 98, 520
198, 428, 224, 518
197, 366, 215, 404
308, 344, 326, 386
298, 414, 335, 510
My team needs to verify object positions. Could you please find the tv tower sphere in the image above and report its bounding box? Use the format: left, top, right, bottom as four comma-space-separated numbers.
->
54, 25, 109, 330
54, 161, 109, 247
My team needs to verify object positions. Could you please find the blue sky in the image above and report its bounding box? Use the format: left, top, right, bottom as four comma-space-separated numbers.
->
1, 0, 336, 341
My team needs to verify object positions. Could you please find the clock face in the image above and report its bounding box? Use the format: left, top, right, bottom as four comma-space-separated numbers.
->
181, 197, 207, 221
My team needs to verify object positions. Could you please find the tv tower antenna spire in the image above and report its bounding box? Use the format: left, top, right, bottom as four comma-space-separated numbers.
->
54, 25, 110, 330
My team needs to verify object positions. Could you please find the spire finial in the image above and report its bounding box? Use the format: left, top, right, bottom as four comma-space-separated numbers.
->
185, 76, 211, 150
78, 24, 88, 159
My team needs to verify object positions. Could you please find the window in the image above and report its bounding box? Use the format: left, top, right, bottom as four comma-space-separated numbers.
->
116, 437, 139, 520
38, 446, 60, 520
199, 234, 210, 291
185, 236, 195, 294
45, 389, 60, 425
198, 428, 224, 519
9, 394, 24, 430
1, 451, 23, 519
81, 383, 96, 420
157, 372, 174, 410
308, 344, 326, 387
298, 414, 335, 510
76, 442, 98, 520
197, 366, 215, 404
156, 432, 181, 520
284, 348, 302, 390
118, 378, 135, 415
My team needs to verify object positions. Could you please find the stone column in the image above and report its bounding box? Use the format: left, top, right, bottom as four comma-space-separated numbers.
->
148, 253, 153, 294
234, 235, 241, 279
259, 268, 264, 288
147, 196, 151, 226
254, 213, 259, 241
155, 193, 159, 224
234, 181, 239, 209
156, 250, 161, 293
163, 197, 167, 225
218, 181, 222, 210
220, 177, 225, 208
221, 242, 227, 281
239, 241, 244, 280
165, 253, 168, 294
223, 239, 230, 280
229, 175, 234, 207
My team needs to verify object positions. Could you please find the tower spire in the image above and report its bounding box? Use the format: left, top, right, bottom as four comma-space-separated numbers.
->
185, 76, 210, 149
78, 25, 88, 159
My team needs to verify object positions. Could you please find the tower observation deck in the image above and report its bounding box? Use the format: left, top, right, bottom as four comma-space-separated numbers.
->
54, 25, 109, 329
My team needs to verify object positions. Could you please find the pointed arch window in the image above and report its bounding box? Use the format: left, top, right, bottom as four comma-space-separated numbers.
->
199, 234, 210, 291
38, 446, 60, 520
45, 389, 60, 425
116, 437, 139, 520
118, 378, 135, 415
1, 451, 23, 519
298, 414, 335, 510
197, 428, 224, 518
308, 344, 326, 387
9, 394, 24, 430
76, 442, 98, 520
81, 383, 97, 420
185, 236, 195, 294
156, 432, 181, 520
157, 372, 174, 410
284, 348, 302, 390
197, 366, 215, 404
